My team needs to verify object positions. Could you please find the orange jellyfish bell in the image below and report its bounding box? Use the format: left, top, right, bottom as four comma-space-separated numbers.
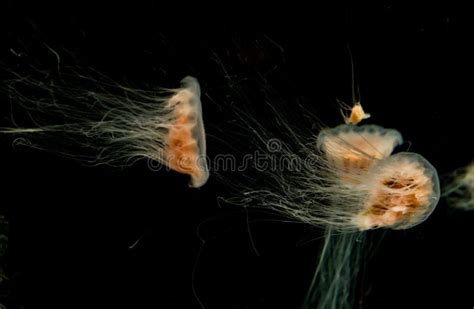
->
164, 77, 209, 188
316, 124, 403, 178
342, 102, 371, 125
354, 152, 440, 230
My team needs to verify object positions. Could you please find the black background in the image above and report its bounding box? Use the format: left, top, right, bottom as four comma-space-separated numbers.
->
1, 1, 473, 308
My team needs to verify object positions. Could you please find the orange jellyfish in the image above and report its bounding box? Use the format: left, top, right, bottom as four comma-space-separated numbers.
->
353, 152, 440, 229
315, 123, 439, 230
163, 77, 209, 187
232, 101, 440, 231
1, 72, 209, 188
342, 102, 371, 125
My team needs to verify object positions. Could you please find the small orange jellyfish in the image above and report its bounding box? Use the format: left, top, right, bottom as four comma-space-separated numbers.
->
1, 72, 209, 188
163, 77, 209, 187
342, 102, 371, 125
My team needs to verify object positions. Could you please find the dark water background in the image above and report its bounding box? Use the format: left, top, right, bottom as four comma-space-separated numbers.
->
0, 2, 473, 308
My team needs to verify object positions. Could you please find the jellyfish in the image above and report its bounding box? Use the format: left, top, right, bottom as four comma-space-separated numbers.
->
1, 69, 209, 188
315, 124, 440, 230
220, 96, 440, 308
442, 161, 474, 210
161, 77, 209, 187
341, 102, 371, 125
303, 127, 439, 308
294, 125, 438, 309
231, 118, 439, 231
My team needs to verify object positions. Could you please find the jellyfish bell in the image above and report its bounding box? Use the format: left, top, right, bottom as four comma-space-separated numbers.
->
316, 124, 403, 179
164, 77, 209, 188
353, 152, 440, 230
317, 124, 403, 161
342, 102, 371, 125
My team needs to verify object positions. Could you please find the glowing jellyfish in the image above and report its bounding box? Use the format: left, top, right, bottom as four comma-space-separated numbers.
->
1, 73, 209, 188
442, 161, 474, 210
315, 124, 439, 230
290, 100, 440, 309
235, 119, 439, 231
222, 97, 441, 308
199, 41, 441, 307
162, 77, 209, 187
301, 120, 439, 309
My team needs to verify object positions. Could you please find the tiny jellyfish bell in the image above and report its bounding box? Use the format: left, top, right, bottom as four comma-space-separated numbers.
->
164, 77, 209, 188
342, 102, 371, 125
